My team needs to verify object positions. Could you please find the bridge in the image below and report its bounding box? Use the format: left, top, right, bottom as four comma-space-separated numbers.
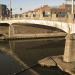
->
0, 17, 75, 64
0, 19, 75, 33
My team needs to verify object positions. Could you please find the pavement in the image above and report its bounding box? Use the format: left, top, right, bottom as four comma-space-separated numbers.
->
38, 55, 75, 75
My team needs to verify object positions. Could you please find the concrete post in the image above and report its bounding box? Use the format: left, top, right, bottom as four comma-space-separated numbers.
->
63, 34, 75, 62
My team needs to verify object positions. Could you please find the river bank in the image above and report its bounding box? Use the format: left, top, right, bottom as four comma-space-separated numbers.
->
38, 55, 73, 75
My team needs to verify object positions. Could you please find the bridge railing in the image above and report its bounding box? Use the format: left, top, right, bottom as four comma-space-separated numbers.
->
0, 16, 75, 23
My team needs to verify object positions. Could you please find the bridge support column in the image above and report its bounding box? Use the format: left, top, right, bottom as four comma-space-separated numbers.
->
63, 34, 75, 62
9, 25, 11, 38
9, 25, 14, 38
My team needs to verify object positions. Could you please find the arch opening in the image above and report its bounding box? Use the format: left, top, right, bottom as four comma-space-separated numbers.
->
11, 23, 66, 35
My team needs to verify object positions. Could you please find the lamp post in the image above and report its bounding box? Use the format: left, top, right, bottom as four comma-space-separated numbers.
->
9, 0, 11, 37
20, 8, 22, 18
71, 0, 74, 23
72, 0, 74, 15
9, 0, 12, 18
66, 0, 74, 14
9, 0, 11, 11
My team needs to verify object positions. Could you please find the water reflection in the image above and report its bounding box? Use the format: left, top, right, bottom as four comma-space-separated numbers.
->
11, 38, 65, 66
0, 38, 70, 75
0, 40, 22, 75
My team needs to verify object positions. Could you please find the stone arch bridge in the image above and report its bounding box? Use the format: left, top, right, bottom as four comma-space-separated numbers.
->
0, 19, 75, 63
0, 19, 75, 34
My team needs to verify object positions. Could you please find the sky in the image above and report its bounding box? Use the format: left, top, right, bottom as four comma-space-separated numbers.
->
0, 0, 65, 14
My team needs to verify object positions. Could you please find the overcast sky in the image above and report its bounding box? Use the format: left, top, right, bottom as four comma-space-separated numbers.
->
0, 0, 66, 14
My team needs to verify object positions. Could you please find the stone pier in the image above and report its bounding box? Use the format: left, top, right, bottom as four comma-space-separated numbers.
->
64, 34, 75, 62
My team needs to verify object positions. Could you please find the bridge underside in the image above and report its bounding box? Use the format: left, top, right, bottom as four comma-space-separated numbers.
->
0, 23, 66, 36
11, 23, 65, 34
0, 19, 70, 33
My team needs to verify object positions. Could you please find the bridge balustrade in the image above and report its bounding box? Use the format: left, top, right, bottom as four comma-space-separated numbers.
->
0, 16, 73, 23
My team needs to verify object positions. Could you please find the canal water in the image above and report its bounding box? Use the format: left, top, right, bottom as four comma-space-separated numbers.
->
0, 37, 70, 75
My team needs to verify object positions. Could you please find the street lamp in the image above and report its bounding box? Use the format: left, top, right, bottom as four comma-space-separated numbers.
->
9, 0, 11, 10
9, 0, 12, 18
72, 0, 74, 14
65, 0, 74, 14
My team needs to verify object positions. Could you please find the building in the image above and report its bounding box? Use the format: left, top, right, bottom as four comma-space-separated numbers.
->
22, 5, 52, 18
0, 4, 10, 19
22, 10, 33, 18
22, 5, 68, 19
34, 5, 52, 18
59, 3, 75, 18
22, 2, 75, 19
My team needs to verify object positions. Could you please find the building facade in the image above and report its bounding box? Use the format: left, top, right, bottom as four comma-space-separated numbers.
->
21, 3, 75, 19
22, 5, 52, 19
59, 4, 75, 18
0, 4, 10, 19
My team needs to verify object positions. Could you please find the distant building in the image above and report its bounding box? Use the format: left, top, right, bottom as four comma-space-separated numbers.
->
51, 6, 67, 18
22, 10, 33, 18
34, 5, 52, 18
59, 4, 71, 13
59, 3, 75, 18
22, 2, 75, 19
0, 4, 10, 19
22, 5, 52, 18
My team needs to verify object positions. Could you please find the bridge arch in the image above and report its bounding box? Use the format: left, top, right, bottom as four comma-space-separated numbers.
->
9, 20, 69, 33
9, 23, 66, 37
0, 20, 70, 34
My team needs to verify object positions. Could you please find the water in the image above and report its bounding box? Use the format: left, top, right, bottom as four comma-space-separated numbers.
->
0, 38, 70, 75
